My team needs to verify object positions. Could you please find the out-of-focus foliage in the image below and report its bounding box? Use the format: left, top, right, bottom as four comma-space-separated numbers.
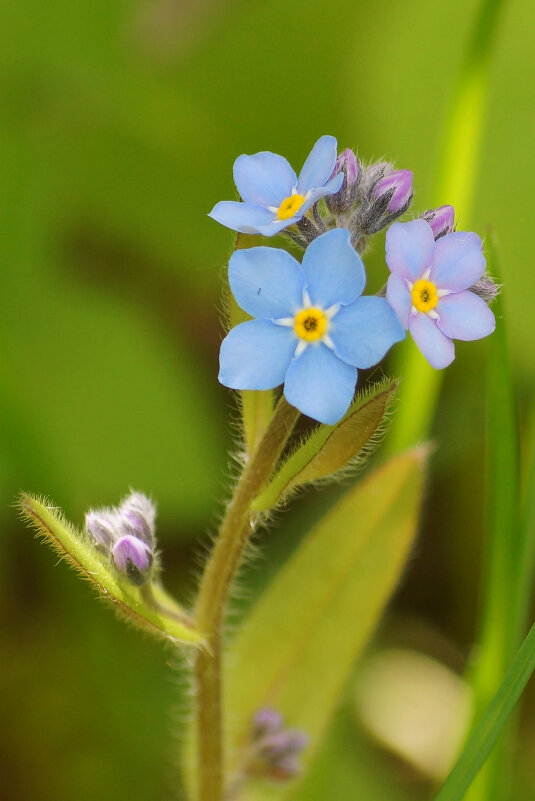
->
2, 1, 535, 800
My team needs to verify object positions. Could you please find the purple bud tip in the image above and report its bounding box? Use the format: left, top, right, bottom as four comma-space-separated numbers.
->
253, 708, 284, 738
332, 148, 360, 187
374, 169, 413, 213
422, 204, 455, 239
112, 535, 153, 585
119, 491, 156, 546
85, 510, 120, 549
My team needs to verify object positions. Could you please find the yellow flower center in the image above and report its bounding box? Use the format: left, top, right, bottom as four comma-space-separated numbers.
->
411, 279, 439, 313
294, 307, 328, 341
277, 193, 306, 220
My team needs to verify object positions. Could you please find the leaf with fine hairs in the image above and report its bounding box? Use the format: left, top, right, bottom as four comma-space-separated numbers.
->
224, 447, 428, 800
252, 379, 397, 512
18, 493, 203, 646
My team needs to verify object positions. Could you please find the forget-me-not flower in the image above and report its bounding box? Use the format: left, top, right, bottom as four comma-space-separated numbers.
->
219, 229, 405, 424
208, 136, 344, 237
385, 219, 495, 369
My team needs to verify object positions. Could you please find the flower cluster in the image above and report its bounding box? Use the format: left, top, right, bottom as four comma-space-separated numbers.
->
85, 491, 157, 586
210, 137, 497, 424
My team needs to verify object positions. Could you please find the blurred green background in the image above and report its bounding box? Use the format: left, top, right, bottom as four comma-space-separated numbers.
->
2, 1, 535, 799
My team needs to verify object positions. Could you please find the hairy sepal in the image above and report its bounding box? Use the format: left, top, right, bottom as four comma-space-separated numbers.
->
18, 493, 203, 646
252, 379, 397, 512
224, 447, 428, 799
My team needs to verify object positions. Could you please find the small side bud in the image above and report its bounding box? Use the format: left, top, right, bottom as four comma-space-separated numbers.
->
421, 205, 455, 239
119, 491, 156, 547
358, 167, 413, 234
253, 708, 284, 738
470, 274, 500, 304
112, 534, 153, 586
85, 510, 120, 550
326, 148, 361, 213
248, 708, 308, 782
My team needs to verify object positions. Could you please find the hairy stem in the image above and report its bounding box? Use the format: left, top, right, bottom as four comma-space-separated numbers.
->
194, 396, 300, 801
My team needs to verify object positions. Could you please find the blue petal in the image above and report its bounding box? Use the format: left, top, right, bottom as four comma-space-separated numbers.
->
330, 297, 405, 368
409, 312, 455, 369
301, 229, 365, 308
233, 152, 297, 207
300, 173, 344, 213
208, 201, 276, 234
229, 247, 305, 319
284, 343, 357, 424
219, 320, 296, 390
436, 290, 495, 341
385, 220, 436, 281
386, 272, 412, 329
297, 135, 338, 193
430, 231, 486, 291
254, 217, 302, 237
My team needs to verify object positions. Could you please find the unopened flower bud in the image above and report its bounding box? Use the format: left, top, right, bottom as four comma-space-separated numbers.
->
112, 534, 153, 586
250, 709, 308, 782
85, 510, 120, 550
470, 274, 500, 304
373, 169, 413, 214
358, 167, 413, 234
119, 491, 156, 547
326, 148, 361, 213
422, 205, 455, 239
253, 708, 283, 738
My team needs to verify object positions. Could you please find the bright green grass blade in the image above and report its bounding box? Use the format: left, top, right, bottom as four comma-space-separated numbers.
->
223, 448, 428, 800
433, 620, 535, 801
464, 236, 519, 801
386, 0, 507, 455
18, 493, 203, 646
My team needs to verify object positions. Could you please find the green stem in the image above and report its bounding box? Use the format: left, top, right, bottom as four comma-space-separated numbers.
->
386, 0, 506, 455
194, 396, 299, 801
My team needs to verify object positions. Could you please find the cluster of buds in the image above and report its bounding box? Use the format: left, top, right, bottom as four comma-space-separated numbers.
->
85, 491, 157, 586
323, 148, 414, 247
247, 708, 308, 781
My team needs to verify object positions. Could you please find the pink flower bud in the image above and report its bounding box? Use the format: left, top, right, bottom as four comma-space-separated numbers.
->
373, 169, 413, 213
422, 205, 455, 239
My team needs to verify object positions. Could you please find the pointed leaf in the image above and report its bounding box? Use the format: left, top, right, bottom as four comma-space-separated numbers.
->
224, 447, 428, 798
253, 379, 396, 511
18, 493, 203, 646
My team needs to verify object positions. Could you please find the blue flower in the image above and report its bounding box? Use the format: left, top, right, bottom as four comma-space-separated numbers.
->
219, 229, 405, 424
385, 219, 496, 368
208, 136, 344, 237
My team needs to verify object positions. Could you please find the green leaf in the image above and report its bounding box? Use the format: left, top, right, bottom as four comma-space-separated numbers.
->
434, 619, 535, 801
18, 493, 203, 647
252, 379, 396, 512
224, 447, 428, 798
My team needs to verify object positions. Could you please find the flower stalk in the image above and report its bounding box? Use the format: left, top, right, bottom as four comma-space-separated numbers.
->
194, 395, 300, 801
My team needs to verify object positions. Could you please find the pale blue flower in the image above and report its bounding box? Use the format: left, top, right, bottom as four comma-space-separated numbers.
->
385, 219, 495, 368
219, 229, 405, 424
209, 136, 344, 237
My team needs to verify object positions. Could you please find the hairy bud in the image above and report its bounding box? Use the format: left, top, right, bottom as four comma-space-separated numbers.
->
358, 167, 413, 234
85, 491, 158, 585
326, 148, 361, 213
470, 274, 500, 304
421, 205, 455, 239
112, 534, 153, 586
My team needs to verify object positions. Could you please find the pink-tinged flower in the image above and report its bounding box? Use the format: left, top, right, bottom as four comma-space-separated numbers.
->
385, 220, 495, 368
